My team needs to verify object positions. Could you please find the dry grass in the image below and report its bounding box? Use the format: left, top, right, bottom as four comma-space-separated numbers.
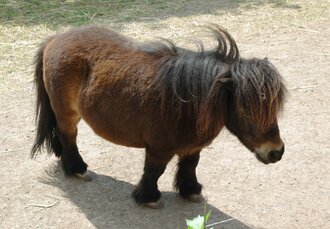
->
0, 0, 171, 26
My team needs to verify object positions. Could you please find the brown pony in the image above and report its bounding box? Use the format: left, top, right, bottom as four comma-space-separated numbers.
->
31, 25, 287, 208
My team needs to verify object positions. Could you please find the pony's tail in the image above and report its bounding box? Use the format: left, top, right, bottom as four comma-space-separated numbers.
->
31, 38, 62, 158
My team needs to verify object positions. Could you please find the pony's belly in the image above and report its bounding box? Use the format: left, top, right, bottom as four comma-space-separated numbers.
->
97, 130, 145, 148
78, 91, 147, 148
80, 113, 146, 148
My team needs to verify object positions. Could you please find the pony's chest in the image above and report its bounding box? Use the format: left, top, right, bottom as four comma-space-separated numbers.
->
174, 130, 222, 155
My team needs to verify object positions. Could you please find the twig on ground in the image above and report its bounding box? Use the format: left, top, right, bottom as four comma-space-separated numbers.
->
298, 28, 320, 33
27, 194, 61, 209
83, 12, 97, 20
44, 194, 62, 201
271, 41, 293, 45
0, 148, 27, 154
27, 200, 60, 209
0, 106, 16, 115
206, 218, 235, 227
289, 85, 317, 90
0, 137, 10, 145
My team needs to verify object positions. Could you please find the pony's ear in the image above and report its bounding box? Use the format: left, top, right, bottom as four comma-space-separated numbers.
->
263, 57, 269, 62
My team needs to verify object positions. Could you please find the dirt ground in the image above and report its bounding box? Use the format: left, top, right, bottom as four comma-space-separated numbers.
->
0, 0, 329, 228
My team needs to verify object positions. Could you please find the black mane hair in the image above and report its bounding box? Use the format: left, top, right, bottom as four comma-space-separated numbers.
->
148, 25, 286, 135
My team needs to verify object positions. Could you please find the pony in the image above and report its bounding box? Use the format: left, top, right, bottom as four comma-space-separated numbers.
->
31, 24, 287, 208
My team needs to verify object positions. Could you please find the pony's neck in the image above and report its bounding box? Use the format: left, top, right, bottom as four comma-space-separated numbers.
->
156, 51, 232, 136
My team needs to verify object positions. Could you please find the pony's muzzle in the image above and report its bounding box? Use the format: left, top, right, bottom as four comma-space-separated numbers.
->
268, 146, 284, 163
255, 142, 285, 164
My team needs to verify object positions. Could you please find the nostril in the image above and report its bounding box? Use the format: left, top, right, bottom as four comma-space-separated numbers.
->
268, 150, 284, 162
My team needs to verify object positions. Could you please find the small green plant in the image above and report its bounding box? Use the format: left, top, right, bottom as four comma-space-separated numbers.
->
186, 207, 213, 229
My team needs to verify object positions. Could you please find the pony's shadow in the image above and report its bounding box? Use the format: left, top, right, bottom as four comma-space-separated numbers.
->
41, 164, 252, 229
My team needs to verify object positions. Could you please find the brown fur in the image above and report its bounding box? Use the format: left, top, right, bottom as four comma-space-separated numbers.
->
31, 25, 287, 205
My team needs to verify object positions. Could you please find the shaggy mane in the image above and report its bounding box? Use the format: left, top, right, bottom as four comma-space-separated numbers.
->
231, 58, 287, 130
148, 25, 286, 135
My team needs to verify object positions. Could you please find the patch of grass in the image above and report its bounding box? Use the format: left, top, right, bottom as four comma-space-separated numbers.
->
0, 0, 173, 28
1, 0, 310, 28
234, 0, 302, 9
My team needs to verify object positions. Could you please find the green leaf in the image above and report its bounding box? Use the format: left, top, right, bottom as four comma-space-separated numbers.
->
204, 210, 212, 224
186, 215, 205, 229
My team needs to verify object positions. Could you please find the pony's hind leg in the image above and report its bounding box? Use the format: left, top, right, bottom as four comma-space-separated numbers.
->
175, 152, 203, 202
54, 111, 91, 180
132, 147, 174, 208
44, 65, 91, 180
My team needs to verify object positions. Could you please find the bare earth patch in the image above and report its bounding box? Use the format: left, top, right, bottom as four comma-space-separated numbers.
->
0, 0, 329, 228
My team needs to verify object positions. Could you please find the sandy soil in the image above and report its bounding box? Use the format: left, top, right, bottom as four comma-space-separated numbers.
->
0, 1, 329, 228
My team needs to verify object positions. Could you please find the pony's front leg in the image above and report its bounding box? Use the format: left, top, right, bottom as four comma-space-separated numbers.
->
175, 152, 203, 202
132, 148, 173, 208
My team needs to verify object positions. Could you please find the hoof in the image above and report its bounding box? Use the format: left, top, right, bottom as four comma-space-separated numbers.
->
186, 194, 204, 203
75, 170, 93, 181
144, 200, 164, 209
